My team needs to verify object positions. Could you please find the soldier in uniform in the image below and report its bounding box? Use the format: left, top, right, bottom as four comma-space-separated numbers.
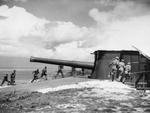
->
122, 62, 131, 83
31, 69, 39, 83
0, 74, 9, 86
40, 66, 48, 80
71, 67, 76, 76
10, 70, 16, 85
81, 68, 85, 76
55, 65, 64, 78
109, 56, 119, 81
118, 59, 125, 82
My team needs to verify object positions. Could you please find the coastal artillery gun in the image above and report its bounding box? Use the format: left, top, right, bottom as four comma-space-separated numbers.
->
30, 56, 94, 70
30, 47, 150, 89
30, 47, 150, 79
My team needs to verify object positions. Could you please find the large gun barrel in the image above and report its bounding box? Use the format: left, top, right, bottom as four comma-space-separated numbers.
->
30, 56, 94, 69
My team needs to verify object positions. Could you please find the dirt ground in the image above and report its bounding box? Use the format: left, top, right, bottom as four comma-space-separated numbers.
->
0, 78, 150, 113
0, 88, 150, 113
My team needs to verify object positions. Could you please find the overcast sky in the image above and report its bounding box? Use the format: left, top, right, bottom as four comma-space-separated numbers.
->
0, 0, 150, 61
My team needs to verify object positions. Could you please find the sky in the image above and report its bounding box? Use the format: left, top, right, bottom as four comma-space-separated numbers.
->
0, 0, 150, 62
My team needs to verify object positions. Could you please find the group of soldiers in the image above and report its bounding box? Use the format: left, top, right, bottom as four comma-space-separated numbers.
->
0, 70, 16, 86
109, 56, 131, 83
54, 65, 85, 78
31, 66, 48, 83
0, 67, 48, 85
31, 65, 66, 83
0, 65, 72, 85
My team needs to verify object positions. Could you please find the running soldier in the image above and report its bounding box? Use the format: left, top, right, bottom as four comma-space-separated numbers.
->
10, 70, 16, 85
31, 69, 39, 83
118, 59, 125, 82
81, 68, 85, 76
109, 56, 119, 81
41, 66, 48, 80
0, 74, 9, 86
71, 67, 76, 76
55, 65, 64, 78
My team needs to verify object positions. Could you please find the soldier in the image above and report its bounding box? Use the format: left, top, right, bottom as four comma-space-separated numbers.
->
118, 59, 125, 82
122, 62, 131, 83
71, 67, 76, 76
109, 56, 119, 81
31, 69, 39, 83
0, 74, 9, 86
10, 70, 16, 85
41, 66, 48, 80
81, 68, 85, 76
55, 65, 64, 78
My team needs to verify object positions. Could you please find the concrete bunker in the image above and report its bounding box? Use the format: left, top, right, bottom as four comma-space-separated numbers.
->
91, 50, 150, 87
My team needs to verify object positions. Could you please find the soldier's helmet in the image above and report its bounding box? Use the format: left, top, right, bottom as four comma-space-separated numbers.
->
115, 56, 119, 59
127, 62, 131, 65
121, 59, 124, 62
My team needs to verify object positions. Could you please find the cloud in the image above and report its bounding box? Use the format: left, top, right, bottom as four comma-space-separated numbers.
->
2, 0, 28, 3
86, 0, 150, 53
0, 5, 49, 56
14, 0, 28, 2
0, 5, 91, 60
0, 0, 150, 61
0, 15, 7, 19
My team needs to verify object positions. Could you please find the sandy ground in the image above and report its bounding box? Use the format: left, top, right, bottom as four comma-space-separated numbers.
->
0, 77, 150, 113
0, 76, 91, 92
